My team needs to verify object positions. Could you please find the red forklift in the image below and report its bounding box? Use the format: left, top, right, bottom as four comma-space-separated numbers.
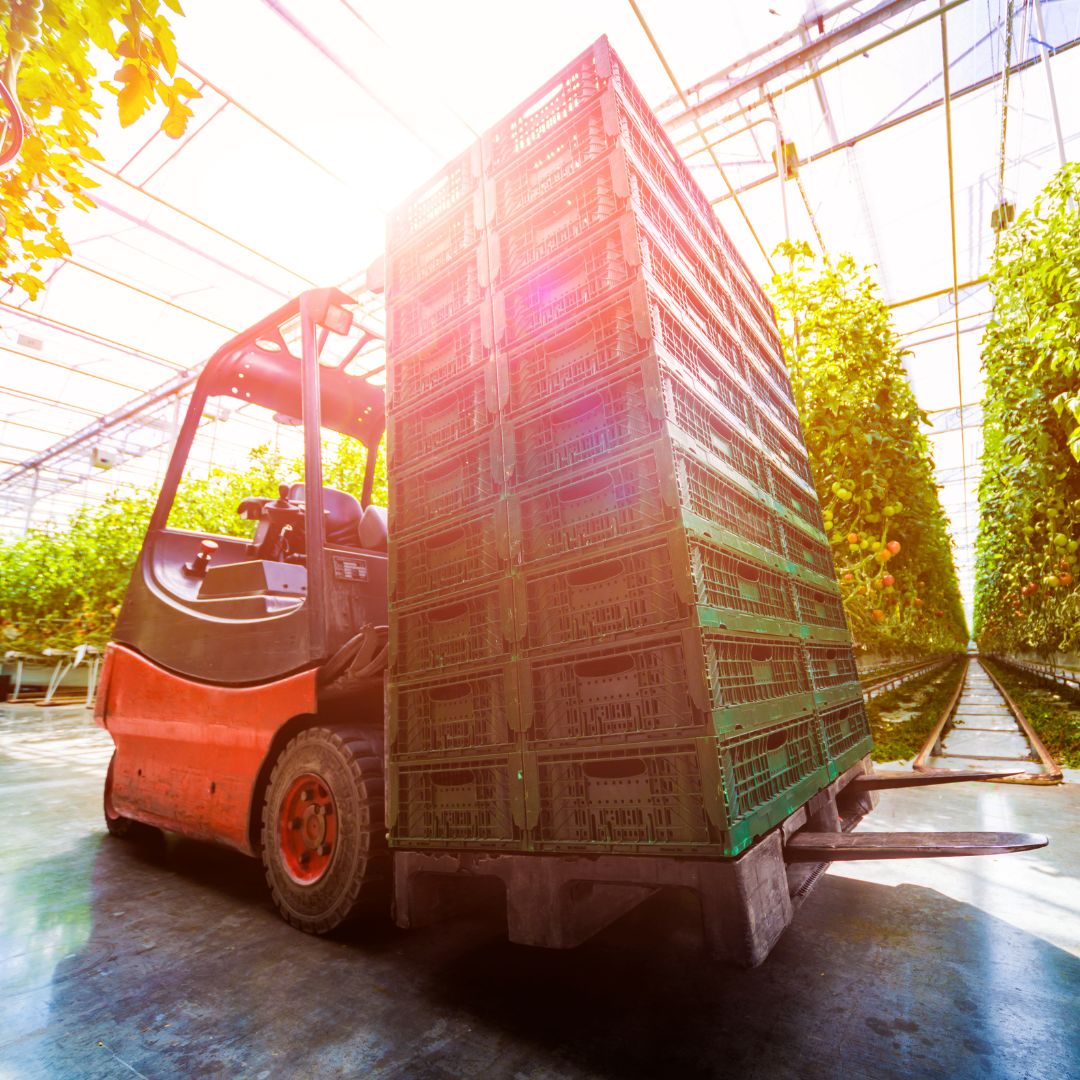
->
95, 287, 1046, 961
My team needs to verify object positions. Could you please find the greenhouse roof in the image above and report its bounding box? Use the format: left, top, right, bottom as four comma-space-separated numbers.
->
2, 0, 1079, 626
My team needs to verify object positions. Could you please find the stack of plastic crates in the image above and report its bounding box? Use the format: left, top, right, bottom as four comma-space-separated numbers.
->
385, 36, 871, 860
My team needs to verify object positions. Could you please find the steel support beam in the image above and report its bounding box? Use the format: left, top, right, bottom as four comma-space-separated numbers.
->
665, 0, 943, 130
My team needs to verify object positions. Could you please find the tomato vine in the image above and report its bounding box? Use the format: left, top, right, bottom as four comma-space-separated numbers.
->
974, 163, 1080, 655
768, 242, 967, 653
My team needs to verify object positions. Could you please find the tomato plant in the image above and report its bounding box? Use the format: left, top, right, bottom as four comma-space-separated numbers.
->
769, 242, 967, 653
0, 0, 196, 297
974, 162, 1080, 655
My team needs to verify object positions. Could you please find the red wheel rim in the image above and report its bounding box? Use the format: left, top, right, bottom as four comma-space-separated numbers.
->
278, 772, 338, 884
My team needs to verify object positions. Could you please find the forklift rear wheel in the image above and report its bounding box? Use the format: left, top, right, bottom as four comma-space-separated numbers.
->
103, 753, 160, 841
260, 726, 388, 934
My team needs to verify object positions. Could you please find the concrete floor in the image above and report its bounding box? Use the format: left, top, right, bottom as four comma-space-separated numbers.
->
930, 660, 1051, 777
1, 706, 1078, 1080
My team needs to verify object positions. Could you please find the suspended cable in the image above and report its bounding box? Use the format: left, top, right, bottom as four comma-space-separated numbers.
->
625, 0, 775, 273
259, 0, 443, 157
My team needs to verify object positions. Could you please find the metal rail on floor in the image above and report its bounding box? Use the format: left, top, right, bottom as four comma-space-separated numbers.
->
989, 654, 1080, 695
914, 656, 1062, 785
860, 654, 954, 701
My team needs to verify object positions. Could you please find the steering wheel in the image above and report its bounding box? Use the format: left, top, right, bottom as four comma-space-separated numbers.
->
237, 483, 307, 560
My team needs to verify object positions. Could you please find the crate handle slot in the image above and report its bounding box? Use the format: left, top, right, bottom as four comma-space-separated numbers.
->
559, 473, 615, 503
765, 730, 789, 752
429, 602, 468, 623
424, 527, 466, 549
736, 563, 761, 583
432, 770, 476, 787
750, 644, 773, 662
567, 559, 623, 587
574, 654, 636, 679
582, 759, 646, 780
428, 682, 472, 702
551, 392, 603, 426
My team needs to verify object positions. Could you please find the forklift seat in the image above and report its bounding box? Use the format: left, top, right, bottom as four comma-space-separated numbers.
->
288, 484, 362, 547
359, 504, 388, 552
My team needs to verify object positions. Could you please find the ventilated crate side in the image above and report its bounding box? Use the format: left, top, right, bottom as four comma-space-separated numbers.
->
755, 412, 815, 489
389, 753, 524, 848
509, 446, 674, 566
741, 331, 793, 407
528, 741, 714, 850
793, 581, 848, 633
390, 581, 511, 677
806, 644, 860, 692
718, 716, 828, 843
522, 537, 684, 652
388, 311, 489, 408
497, 218, 638, 350
502, 285, 648, 413
388, 254, 484, 356
388, 192, 484, 298
390, 507, 505, 603
660, 370, 767, 494
619, 133, 727, 273
630, 173, 742, 332
639, 228, 742, 373
521, 635, 697, 745
672, 447, 785, 560
388, 432, 500, 537
651, 296, 752, 426
387, 365, 495, 471
745, 362, 802, 440
605, 46, 721, 241
388, 142, 482, 249
504, 365, 659, 489
483, 39, 611, 175
489, 99, 616, 226
781, 521, 835, 581
818, 698, 873, 770
686, 540, 797, 626
767, 463, 825, 533
493, 151, 629, 285
390, 665, 517, 755
700, 632, 812, 712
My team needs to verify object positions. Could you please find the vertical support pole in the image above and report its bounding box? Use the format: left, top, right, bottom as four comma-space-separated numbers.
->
300, 292, 327, 662
1032, 0, 1067, 167
22, 466, 39, 534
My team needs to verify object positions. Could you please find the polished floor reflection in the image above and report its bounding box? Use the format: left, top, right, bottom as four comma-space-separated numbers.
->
1, 705, 1078, 1079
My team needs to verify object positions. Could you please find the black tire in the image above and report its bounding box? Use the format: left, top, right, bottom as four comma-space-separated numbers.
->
260, 726, 389, 934
103, 753, 160, 841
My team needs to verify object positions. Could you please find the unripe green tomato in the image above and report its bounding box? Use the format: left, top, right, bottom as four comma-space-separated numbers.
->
870, 540, 881, 552
838, 489, 852, 501
1068, 541, 1079, 553
849, 544, 860, 554
883, 506, 896, 517
1023, 526, 1035, 536
1054, 533, 1067, 547
859, 540, 869, 551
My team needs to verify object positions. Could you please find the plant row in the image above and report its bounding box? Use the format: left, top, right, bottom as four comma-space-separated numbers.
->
769, 242, 968, 654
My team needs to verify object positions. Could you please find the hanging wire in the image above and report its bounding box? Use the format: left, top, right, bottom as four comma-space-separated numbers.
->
625, 0, 776, 274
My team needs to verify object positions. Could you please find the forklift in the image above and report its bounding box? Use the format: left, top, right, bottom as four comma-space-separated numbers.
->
98, 287, 395, 932
95, 286, 1046, 957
